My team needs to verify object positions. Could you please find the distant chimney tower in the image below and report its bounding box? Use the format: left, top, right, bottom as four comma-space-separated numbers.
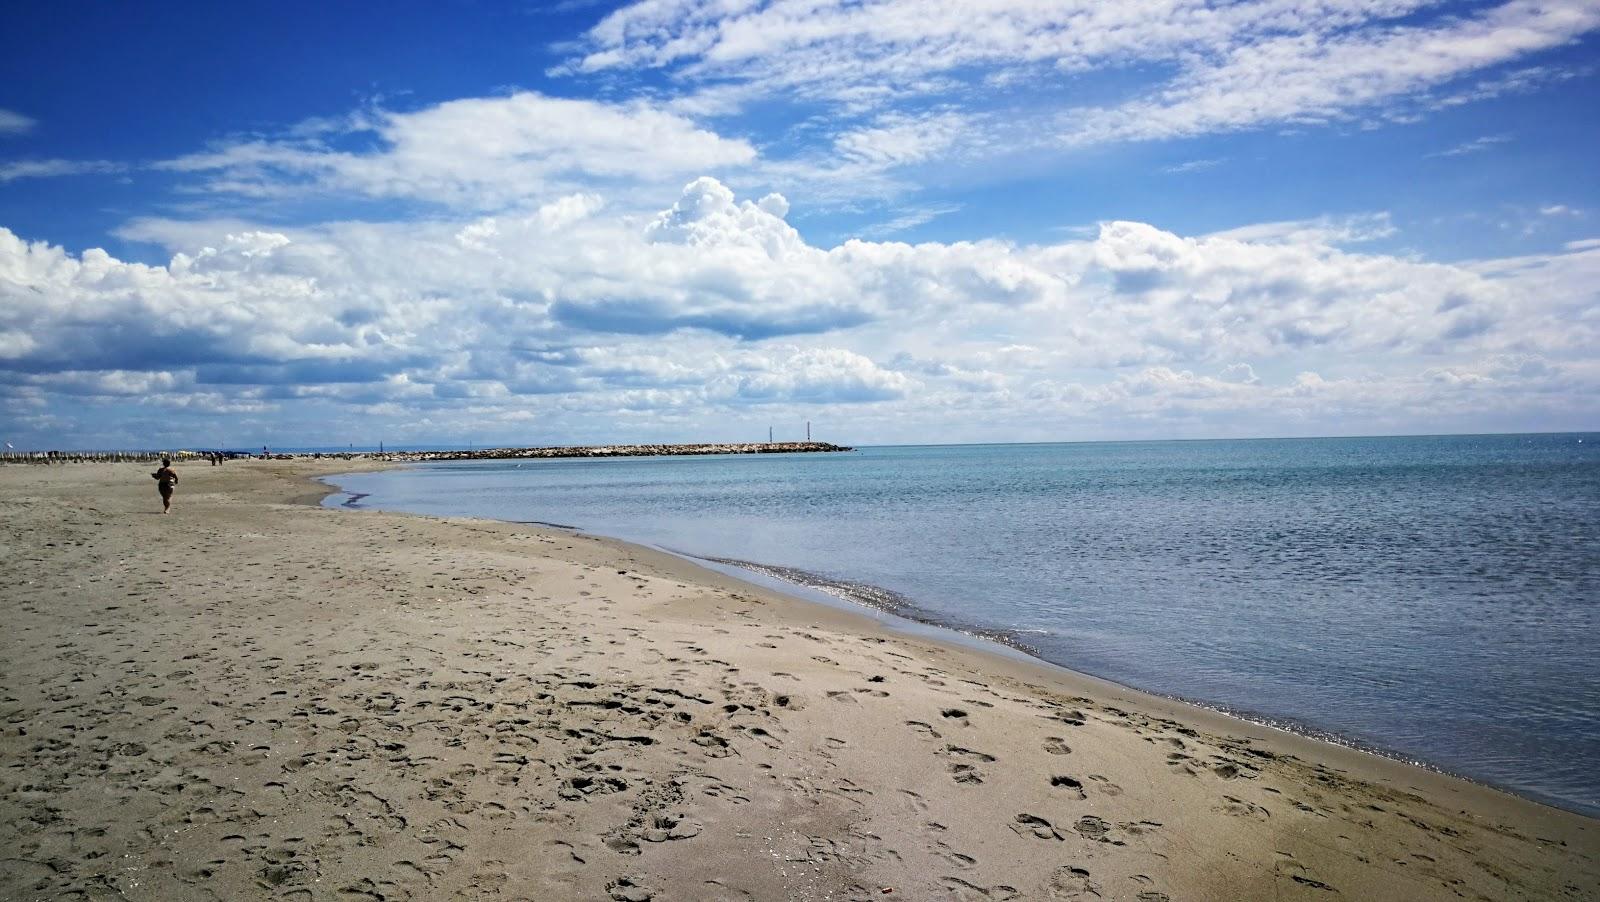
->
806, 421, 811, 441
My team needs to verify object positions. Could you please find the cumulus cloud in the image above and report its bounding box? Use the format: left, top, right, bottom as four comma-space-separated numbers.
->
1086, 217, 1520, 359
3, 179, 1597, 446
644, 177, 803, 256
718, 347, 913, 403
156, 92, 758, 208
1219, 363, 1261, 384
0, 226, 414, 376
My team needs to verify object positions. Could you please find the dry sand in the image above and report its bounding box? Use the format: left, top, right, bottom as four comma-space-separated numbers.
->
1, 460, 1595, 901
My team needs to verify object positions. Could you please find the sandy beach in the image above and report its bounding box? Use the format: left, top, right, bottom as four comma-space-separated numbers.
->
1, 460, 1594, 901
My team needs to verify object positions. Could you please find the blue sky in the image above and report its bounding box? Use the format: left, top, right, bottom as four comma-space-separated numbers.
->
2, 0, 1598, 449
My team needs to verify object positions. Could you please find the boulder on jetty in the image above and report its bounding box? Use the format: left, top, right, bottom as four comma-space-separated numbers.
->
381, 442, 852, 462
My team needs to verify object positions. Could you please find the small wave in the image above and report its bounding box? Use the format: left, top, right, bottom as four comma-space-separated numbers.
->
694, 554, 913, 612
687, 553, 1043, 657
513, 519, 580, 530
1169, 698, 1449, 776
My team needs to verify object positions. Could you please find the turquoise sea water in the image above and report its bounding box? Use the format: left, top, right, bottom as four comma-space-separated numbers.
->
326, 434, 1600, 816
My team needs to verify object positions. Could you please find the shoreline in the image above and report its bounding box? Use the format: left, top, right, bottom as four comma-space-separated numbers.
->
317, 466, 1600, 823
3, 459, 1595, 901
320, 471, 1587, 821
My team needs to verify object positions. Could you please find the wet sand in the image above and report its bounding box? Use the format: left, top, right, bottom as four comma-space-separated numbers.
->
1, 460, 1595, 901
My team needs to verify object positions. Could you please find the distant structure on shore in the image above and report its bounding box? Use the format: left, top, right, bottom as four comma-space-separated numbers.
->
1, 442, 854, 464
381, 441, 852, 462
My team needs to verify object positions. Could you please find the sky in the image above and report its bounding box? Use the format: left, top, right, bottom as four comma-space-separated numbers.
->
2, 1, 1598, 450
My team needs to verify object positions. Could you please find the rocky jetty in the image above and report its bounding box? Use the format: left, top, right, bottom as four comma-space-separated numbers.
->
379, 441, 852, 462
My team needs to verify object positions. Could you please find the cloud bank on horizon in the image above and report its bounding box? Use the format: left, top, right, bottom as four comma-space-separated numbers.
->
1, 0, 1597, 447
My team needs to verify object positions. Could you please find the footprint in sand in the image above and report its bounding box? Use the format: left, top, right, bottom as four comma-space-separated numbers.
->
640, 813, 702, 842
702, 878, 758, 900
1047, 865, 1101, 899
941, 876, 1021, 900
607, 875, 656, 901
1273, 852, 1338, 891
1010, 813, 1066, 841
1212, 760, 1256, 780
692, 730, 733, 757
939, 745, 996, 784
1043, 737, 1072, 755
1086, 774, 1122, 796
1217, 794, 1271, 820
1119, 819, 1163, 837
1073, 815, 1125, 845
935, 841, 977, 869
1049, 775, 1087, 799
898, 789, 930, 812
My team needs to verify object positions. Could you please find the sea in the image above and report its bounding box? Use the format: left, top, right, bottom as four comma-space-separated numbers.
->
324, 433, 1600, 817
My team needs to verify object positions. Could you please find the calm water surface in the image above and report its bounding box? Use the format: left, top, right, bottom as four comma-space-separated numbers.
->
327, 434, 1600, 816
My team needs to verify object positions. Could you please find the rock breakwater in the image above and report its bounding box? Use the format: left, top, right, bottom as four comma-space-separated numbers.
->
381, 441, 852, 462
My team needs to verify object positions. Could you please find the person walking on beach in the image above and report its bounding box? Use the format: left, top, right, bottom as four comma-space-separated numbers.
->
151, 457, 179, 514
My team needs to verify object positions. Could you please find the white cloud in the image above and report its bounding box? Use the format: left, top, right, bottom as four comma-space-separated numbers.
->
0, 329, 37, 358
96, 2, 1592, 237
1014, 352, 1585, 438
1426, 134, 1513, 158
1081, 218, 1518, 361
1164, 158, 1224, 174
1062, 0, 1600, 145
156, 91, 758, 208
0, 159, 126, 183
644, 176, 804, 257
0, 109, 35, 136
1208, 212, 1397, 246
832, 111, 970, 167
1426, 62, 1590, 110
716, 347, 914, 403
565, 0, 1600, 151
571, 0, 1432, 91
860, 203, 963, 237
3, 178, 1597, 446
1219, 362, 1261, 384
